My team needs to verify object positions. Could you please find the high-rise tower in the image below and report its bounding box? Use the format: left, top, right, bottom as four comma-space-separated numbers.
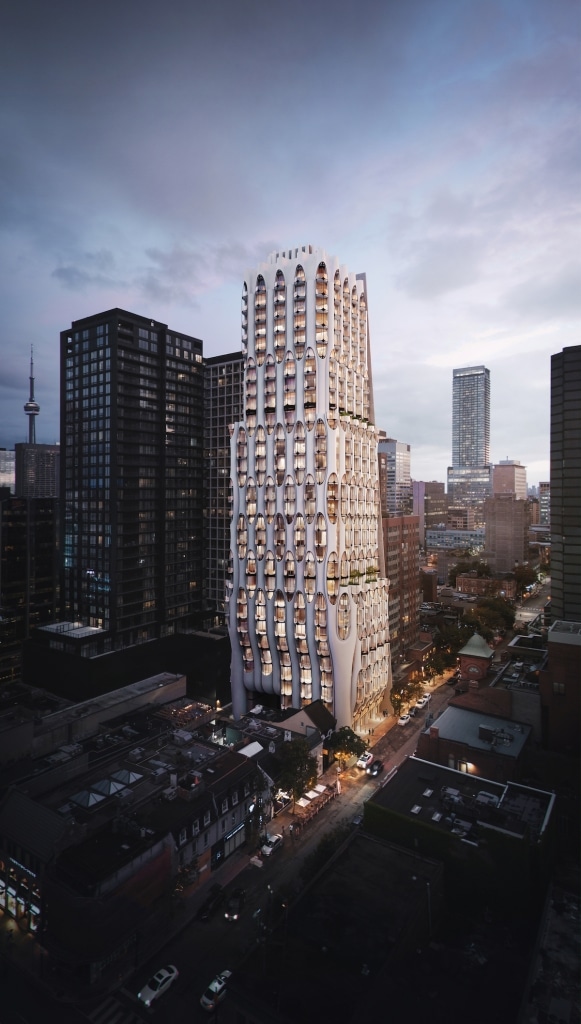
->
60, 309, 204, 644
550, 345, 581, 622
24, 348, 40, 444
228, 246, 391, 729
447, 364, 492, 514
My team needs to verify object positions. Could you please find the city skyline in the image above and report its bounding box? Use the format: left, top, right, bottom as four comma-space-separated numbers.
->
1, 0, 579, 484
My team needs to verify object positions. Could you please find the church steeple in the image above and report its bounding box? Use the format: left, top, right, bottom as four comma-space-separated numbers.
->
24, 346, 40, 443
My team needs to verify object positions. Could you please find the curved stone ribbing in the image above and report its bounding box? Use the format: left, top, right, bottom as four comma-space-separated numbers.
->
229, 246, 391, 728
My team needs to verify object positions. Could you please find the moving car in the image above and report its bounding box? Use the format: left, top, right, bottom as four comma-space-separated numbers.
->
138, 965, 179, 1007
261, 833, 283, 857
200, 969, 232, 1012
356, 751, 374, 769
224, 888, 246, 921
398, 714, 411, 726
366, 759, 384, 777
197, 883, 225, 921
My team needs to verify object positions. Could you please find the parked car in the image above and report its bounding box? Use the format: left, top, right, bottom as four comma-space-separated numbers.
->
398, 714, 411, 726
366, 759, 384, 777
200, 969, 232, 1012
224, 888, 246, 922
356, 751, 374, 769
408, 705, 418, 717
423, 692, 432, 702
261, 833, 284, 857
197, 883, 225, 921
138, 965, 179, 1007
415, 696, 429, 709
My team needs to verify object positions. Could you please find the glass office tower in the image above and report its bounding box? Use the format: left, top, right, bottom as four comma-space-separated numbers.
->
447, 365, 492, 513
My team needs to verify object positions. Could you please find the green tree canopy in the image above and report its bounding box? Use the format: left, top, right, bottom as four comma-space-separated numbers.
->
277, 738, 318, 811
513, 564, 538, 596
327, 726, 367, 759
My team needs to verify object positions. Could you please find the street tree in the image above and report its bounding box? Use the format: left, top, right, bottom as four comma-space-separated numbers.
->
277, 738, 318, 812
326, 726, 367, 762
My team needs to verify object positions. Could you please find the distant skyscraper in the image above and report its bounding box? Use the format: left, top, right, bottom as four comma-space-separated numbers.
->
412, 480, 447, 547
378, 436, 412, 515
228, 246, 391, 728
1, 360, 59, 683
0, 450, 16, 493
60, 309, 204, 644
203, 351, 244, 619
539, 482, 550, 526
483, 494, 529, 573
550, 345, 581, 622
447, 365, 492, 514
492, 459, 527, 500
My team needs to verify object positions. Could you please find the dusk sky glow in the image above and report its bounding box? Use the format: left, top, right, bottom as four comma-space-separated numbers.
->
1, 0, 579, 484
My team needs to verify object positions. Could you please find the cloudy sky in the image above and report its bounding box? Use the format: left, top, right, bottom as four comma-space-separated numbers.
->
1, 0, 579, 485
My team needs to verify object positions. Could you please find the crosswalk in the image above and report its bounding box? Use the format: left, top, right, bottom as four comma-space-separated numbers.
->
84, 993, 143, 1024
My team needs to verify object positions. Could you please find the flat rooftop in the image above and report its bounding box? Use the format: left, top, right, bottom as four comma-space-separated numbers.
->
369, 756, 554, 841
423, 705, 530, 757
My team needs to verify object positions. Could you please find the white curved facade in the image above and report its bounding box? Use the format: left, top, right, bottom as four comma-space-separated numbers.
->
228, 246, 391, 728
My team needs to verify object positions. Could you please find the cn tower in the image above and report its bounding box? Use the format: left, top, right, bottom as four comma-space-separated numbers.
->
24, 347, 40, 443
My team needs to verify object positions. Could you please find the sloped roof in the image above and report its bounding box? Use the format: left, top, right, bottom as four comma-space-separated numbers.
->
302, 699, 337, 734
459, 633, 494, 659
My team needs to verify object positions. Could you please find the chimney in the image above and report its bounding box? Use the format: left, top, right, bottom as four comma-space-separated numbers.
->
429, 726, 439, 739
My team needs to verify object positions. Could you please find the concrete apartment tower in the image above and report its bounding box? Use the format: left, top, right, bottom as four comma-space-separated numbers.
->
228, 246, 391, 728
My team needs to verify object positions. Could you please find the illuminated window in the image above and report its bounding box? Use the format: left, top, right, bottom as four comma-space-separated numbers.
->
273, 270, 286, 364
304, 348, 316, 429
245, 360, 256, 435
265, 476, 276, 522
305, 474, 316, 523
246, 477, 257, 523
294, 513, 305, 561
255, 513, 266, 560
255, 425, 266, 487
327, 472, 338, 523
255, 275, 266, 366
284, 551, 296, 599
294, 265, 306, 360
275, 513, 285, 560
340, 551, 349, 588
264, 355, 276, 432
326, 551, 339, 603
284, 474, 296, 522
237, 427, 247, 487
315, 419, 327, 484
337, 592, 351, 640
304, 550, 316, 600
237, 514, 247, 559
246, 551, 256, 597
315, 512, 327, 561
294, 421, 306, 484
264, 550, 276, 596
284, 352, 296, 430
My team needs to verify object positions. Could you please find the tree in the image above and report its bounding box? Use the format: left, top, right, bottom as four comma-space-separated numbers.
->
513, 564, 538, 597
277, 738, 318, 812
326, 726, 367, 762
